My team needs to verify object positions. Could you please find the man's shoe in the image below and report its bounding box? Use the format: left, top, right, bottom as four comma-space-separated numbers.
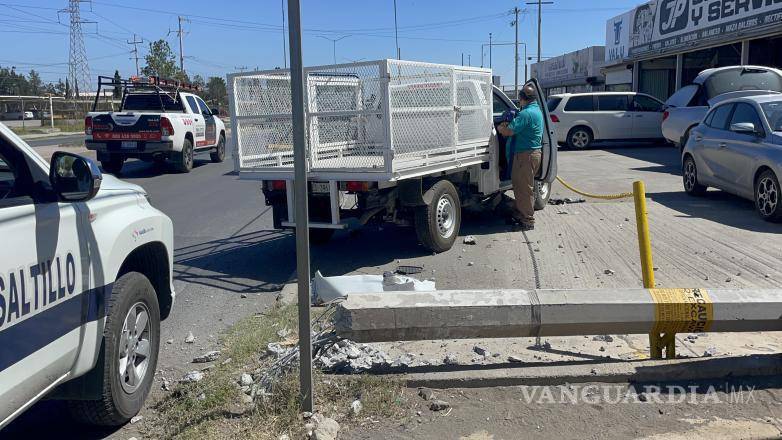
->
506, 217, 522, 226
519, 223, 535, 231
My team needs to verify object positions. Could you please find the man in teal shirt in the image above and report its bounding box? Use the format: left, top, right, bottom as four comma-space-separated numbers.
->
498, 85, 543, 231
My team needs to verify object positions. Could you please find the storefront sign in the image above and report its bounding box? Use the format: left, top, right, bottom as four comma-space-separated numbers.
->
532, 47, 603, 87
607, 0, 782, 61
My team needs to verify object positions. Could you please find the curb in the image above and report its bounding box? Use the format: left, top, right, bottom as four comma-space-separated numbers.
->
401, 354, 782, 388
18, 131, 83, 140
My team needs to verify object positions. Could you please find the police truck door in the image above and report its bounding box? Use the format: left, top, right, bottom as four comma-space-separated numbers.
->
0, 141, 87, 424
195, 97, 217, 147
185, 95, 208, 148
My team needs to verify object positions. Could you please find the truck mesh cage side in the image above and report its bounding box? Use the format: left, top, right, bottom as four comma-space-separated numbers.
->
229, 60, 492, 176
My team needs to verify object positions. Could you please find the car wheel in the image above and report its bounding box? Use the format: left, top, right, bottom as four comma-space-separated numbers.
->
414, 180, 461, 253
567, 127, 592, 150
534, 180, 551, 211
67, 272, 160, 426
175, 138, 194, 173
210, 134, 226, 163
755, 170, 782, 222
682, 155, 707, 196
100, 157, 125, 175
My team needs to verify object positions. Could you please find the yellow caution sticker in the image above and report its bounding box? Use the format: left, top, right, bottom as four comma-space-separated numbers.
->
649, 288, 713, 334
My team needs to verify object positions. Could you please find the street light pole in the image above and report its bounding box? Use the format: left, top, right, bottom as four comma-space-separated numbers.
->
393, 0, 400, 59
489, 32, 493, 69
287, 0, 314, 413
318, 35, 350, 65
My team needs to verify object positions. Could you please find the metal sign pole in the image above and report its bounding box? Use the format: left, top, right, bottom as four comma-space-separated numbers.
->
287, 0, 314, 412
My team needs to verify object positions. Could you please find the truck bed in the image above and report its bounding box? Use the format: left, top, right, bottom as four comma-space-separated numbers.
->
228, 59, 493, 181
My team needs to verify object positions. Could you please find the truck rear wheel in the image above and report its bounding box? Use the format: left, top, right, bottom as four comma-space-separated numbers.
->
415, 180, 461, 253
210, 134, 226, 163
175, 139, 194, 173
67, 272, 160, 426
100, 156, 125, 175
534, 180, 551, 211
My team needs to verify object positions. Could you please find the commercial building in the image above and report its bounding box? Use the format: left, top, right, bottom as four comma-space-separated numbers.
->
530, 46, 606, 96
604, 0, 782, 101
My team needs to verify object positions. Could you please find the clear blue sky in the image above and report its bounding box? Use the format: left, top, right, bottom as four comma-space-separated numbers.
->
1, 0, 644, 86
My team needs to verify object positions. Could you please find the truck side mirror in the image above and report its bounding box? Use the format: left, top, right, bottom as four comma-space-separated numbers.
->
49, 152, 102, 202
210, 107, 220, 116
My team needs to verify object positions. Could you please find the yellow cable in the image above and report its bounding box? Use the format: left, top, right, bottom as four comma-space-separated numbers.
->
555, 176, 634, 200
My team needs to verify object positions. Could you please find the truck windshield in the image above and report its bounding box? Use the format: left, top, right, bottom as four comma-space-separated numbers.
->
761, 101, 782, 132
705, 69, 782, 100
122, 93, 184, 112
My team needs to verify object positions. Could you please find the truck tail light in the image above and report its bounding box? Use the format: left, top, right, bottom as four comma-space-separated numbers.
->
160, 117, 175, 136
344, 181, 370, 192
662, 110, 669, 122
84, 116, 92, 135
550, 114, 560, 123
270, 180, 287, 191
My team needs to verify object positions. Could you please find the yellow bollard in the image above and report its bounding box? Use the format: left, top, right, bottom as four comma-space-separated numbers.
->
632, 181, 675, 359
633, 181, 655, 288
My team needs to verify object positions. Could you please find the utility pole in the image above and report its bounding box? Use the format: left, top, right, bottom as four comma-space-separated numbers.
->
461, 53, 464, 66
527, 0, 553, 63
171, 16, 190, 75
128, 33, 142, 76
489, 32, 493, 69
513, 7, 520, 97
286, 0, 314, 413
393, 0, 400, 59
468, 54, 471, 67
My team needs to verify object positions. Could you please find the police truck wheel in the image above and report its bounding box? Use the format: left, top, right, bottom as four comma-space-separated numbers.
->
176, 139, 194, 173
67, 272, 160, 426
415, 180, 461, 253
534, 180, 551, 211
567, 126, 592, 150
210, 134, 226, 163
101, 156, 125, 175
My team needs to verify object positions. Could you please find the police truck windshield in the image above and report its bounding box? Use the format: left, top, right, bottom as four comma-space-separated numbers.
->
122, 93, 184, 112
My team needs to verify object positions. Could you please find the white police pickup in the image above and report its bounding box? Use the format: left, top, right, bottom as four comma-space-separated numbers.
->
86, 76, 226, 175
0, 122, 174, 428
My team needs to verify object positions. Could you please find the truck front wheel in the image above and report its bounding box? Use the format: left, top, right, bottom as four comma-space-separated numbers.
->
534, 180, 551, 211
415, 180, 461, 253
67, 272, 160, 426
210, 134, 226, 163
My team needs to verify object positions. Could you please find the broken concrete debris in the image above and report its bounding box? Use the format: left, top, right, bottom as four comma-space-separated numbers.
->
463, 235, 477, 245
350, 399, 363, 416
473, 345, 490, 357
240, 373, 254, 387
418, 387, 435, 401
311, 416, 340, 440
180, 370, 204, 383
703, 346, 718, 357
311, 271, 435, 305
429, 400, 450, 411
184, 331, 195, 344
192, 350, 221, 363
592, 335, 614, 343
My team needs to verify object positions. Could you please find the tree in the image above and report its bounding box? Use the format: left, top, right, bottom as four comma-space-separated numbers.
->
53, 79, 66, 96
113, 70, 122, 98
192, 74, 205, 90
28, 69, 41, 95
205, 76, 227, 108
141, 39, 181, 79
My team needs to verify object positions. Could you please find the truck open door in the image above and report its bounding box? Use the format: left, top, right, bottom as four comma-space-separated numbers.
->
527, 78, 557, 184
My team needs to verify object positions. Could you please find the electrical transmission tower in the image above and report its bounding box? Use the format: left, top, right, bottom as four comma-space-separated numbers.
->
62, 0, 92, 99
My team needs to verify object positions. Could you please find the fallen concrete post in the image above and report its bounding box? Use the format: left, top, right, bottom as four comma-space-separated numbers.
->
334, 288, 782, 343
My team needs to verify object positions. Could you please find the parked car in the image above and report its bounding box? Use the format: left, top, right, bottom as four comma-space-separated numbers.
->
0, 122, 175, 428
682, 94, 782, 221
662, 65, 782, 150
2, 111, 34, 121
547, 92, 666, 149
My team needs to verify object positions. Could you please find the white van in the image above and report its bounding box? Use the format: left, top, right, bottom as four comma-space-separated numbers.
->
548, 92, 666, 149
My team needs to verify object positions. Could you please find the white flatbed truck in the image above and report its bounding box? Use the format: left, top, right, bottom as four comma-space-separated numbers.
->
227, 59, 557, 252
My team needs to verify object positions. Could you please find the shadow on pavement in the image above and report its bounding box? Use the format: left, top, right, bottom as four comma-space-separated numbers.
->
104, 157, 212, 180
648, 190, 781, 233
1, 400, 120, 439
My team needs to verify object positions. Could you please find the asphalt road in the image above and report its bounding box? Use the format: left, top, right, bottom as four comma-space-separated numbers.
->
24, 133, 84, 148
